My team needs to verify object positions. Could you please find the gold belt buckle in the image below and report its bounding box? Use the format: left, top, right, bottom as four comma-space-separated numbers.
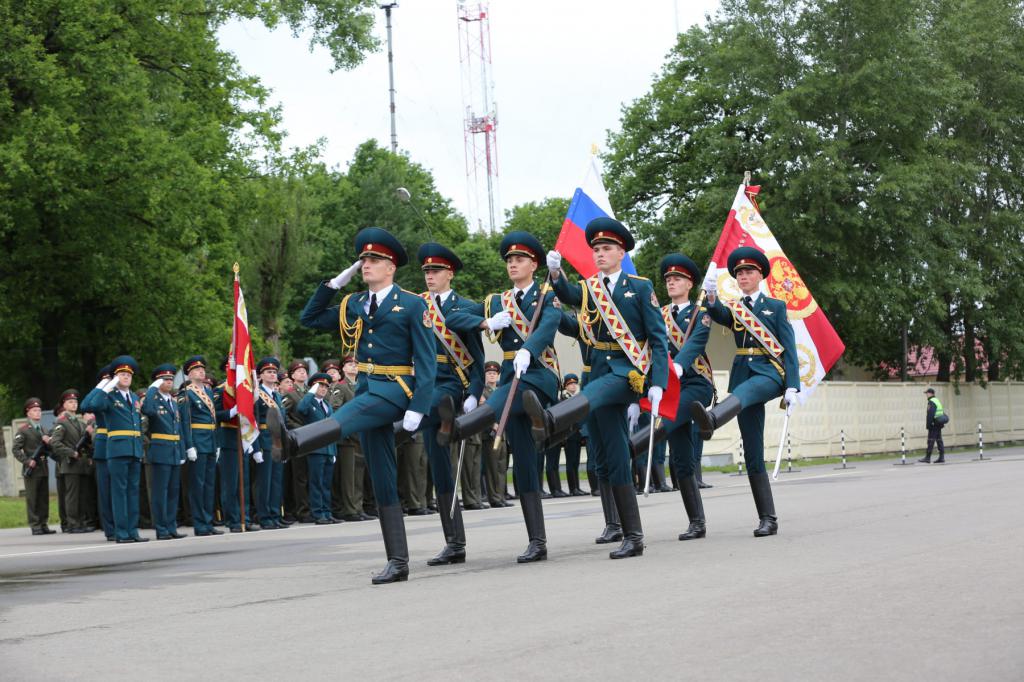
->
365, 363, 375, 374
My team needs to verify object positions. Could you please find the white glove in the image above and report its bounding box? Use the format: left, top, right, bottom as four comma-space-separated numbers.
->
546, 250, 561, 273
627, 403, 641, 432
328, 259, 363, 289
186, 447, 198, 462
253, 451, 264, 464
403, 410, 424, 432
784, 388, 798, 406
102, 378, 118, 393
462, 395, 478, 414
513, 349, 531, 378
331, 456, 336, 464
215, 448, 221, 463
486, 311, 512, 332
702, 270, 717, 295
673, 362, 683, 378
96, 377, 114, 391
228, 406, 238, 418
648, 385, 664, 417
149, 378, 163, 389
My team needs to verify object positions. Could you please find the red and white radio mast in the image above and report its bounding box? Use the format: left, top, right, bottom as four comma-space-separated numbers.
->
457, 1, 499, 233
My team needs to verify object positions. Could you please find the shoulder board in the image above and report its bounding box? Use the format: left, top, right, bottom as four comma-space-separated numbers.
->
19, 424, 30, 432
626, 274, 650, 281
58, 414, 67, 421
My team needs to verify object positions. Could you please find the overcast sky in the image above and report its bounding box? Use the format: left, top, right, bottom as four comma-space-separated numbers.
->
218, 1, 721, 230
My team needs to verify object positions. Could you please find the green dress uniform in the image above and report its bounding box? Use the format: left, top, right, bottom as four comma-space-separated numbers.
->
180, 356, 222, 536
479, 380, 510, 508
283, 226, 437, 584
12, 398, 54, 535
296, 374, 336, 523
81, 366, 115, 539
253, 358, 287, 529
141, 364, 187, 539
442, 231, 560, 563
51, 397, 95, 533
282, 359, 311, 522
213, 363, 255, 532
691, 247, 799, 537
529, 218, 669, 559
327, 374, 369, 521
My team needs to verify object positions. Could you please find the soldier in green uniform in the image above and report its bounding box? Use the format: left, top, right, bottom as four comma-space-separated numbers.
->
691, 247, 800, 537
81, 365, 115, 540
282, 359, 311, 523
532, 218, 670, 559
480, 361, 511, 508
325, 358, 372, 522
142, 364, 188, 540
559, 374, 587, 496
214, 356, 259, 532
297, 372, 337, 523
180, 356, 222, 535
51, 389, 96, 533
398, 433, 430, 515
13, 398, 56, 535
254, 357, 287, 529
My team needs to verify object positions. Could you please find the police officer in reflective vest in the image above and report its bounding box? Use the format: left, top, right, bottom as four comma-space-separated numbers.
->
919, 388, 946, 463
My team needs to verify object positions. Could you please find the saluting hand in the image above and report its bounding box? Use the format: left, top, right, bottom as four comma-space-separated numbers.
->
328, 259, 364, 289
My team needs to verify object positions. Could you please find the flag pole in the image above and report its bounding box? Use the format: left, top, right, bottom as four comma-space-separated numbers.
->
233, 263, 246, 532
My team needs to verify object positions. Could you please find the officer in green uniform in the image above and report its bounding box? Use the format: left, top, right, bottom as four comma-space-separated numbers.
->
254, 357, 287, 529
180, 356, 222, 535
278, 226, 437, 584
142, 364, 188, 540
398, 433, 430, 514
51, 390, 96, 533
13, 398, 55, 535
919, 388, 946, 463
282, 359, 311, 523
297, 372, 337, 523
559, 374, 587, 496
630, 253, 715, 540
691, 247, 800, 537
326, 358, 372, 521
214, 356, 258, 532
480, 361, 511, 508
531, 218, 669, 559
440, 231, 560, 563
92, 356, 148, 543
81, 365, 115, 539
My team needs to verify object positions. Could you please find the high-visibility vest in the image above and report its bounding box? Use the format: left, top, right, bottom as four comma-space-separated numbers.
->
929, 396, 944, 417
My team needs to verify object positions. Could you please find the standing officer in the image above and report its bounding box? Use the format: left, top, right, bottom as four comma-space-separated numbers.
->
81, 365, 115, 540
919, 388, 946, 463
326, 357, 372, 522
92, 356, 148, 543
691, 246, 799, 537
142, 364, 188, 540
480, 360, 511, 508
282, 359, 311, 523
531, 217, 669, 560
439, 231, 560, 563
51, 389, 95, 533
414, 242, 485, 565
630, 253, 715, 540
297, 372, 337, 523
181, 356, 222, 535
559, 374, 587, 496
276, 226, 436, 584
13, 398, 55, 535
214, 357, 258, 532
254, 357, 287, 529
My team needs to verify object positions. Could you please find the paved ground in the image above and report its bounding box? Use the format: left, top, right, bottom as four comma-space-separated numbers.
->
1, 450, 1022, 681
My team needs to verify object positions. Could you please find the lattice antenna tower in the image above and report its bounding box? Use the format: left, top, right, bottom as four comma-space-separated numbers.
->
457, 1, 500, 233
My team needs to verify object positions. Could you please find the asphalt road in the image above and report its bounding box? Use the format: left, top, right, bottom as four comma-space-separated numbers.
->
1, 450, 1022, 681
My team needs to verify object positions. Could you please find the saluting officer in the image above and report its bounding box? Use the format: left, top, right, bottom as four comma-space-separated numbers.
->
214, 356, 258, 532
51, 389, 96, 533
277, 226, 437, 584
13, 398, 55, 535
691, 246, 800, 537
629, 253, 715, 540
297, 372, 337, 524
142, 364, 188, 540
530, 217, 669, 559
254, 357, 287, 529
439, 231, 560, 563
181, 356, 222, 535
81, 365, 115, 540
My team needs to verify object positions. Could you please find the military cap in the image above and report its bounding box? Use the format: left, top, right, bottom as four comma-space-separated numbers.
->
96, 363, 113, 382
183, 356, 206, 374
321, 358, 342, 373
24, 397, 43, 413
355, 226, 408, 267
585, 217, 635, 251
60, 389, 81, 405
276, 371, 288, 383
500, 231, 544, 262
287, 359, 309, 377
151, 363, 177, 381
110, 355, 139, 376
660, 253, 700, 282
484, 360, 501, 373
342, 356, 357, 366
727, 246, 770, 278
257, 357, 281, 373
308, 372, 331, 388
562, 373, 579, 386
924, 387, 936, 395
418, 242, 463, 272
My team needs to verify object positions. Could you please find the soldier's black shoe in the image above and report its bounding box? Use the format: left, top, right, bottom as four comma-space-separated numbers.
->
229, 526, 244, 533
427, 493, 467, 566
245, 523, 261, 532
678, 475, 707, 541
652, 465, 673, 493
918, 456, 931, 463
934, 456, 945, 463
275, 416, 342, 463
372, 505, 410, 584
595, 483, 622, 544
749, 472, 778, 537
698, 480, 713, 489
516, 492, 547, 563
209, 528, 224, 535
691, 395, 742, 441
546, 469, 568, 498
115, 538, 135, 544
131, 536, 150, 543
608, 484, 644, 559
170, 531, 187, 539
156, 535, 173, 540
41, 526, 56, 534
440, 402, 496, 447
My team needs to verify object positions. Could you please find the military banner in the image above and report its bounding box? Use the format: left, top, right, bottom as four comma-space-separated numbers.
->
225, 265, 259, 450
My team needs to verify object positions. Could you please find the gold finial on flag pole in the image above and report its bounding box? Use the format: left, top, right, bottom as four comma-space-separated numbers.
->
591, 143, 599, 155
233, 262, 240, 280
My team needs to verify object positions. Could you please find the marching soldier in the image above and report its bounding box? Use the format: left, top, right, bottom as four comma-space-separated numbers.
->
282, 359, 310, 523
297, 372, 337, 524
142, 364, 188, 540
413, 242, 485, 565
81, 365, 115, 540
691, 246, 799, 537
530, 218, 670, 559
180, 356, 222, 536
629, 253, 715, 540
439, 231, 560, 563
51, 390, 96, 533
12, 398, 55, 535
276, 226, 437, 584
480, 360, 511, 508
214, 356, 258, 532
254, 357, 287, 529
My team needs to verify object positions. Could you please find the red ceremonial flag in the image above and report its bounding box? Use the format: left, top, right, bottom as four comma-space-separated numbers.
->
639, 357, 681, 420
707, 184, 845, 402
225, 265, 259, 450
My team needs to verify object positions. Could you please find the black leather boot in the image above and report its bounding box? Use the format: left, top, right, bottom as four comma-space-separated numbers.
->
917, 455, 931, 463
748, 472, 778, 537
609, 484, 644, 559
427, 492, 467, 566
516, 491, 547, 563
652, 464, 672, 493
547, 468, 568, 497
273, 414, 341, 463
438, 401, 495, 447
678, 475, 706, 540
566, 466, 585, 496
691, 395, 742, 441
371, 505, 410, 584
587, 468, 600, 496
594, 482, 622, 544
629, 420, 668, 459
524, 390, 589, 448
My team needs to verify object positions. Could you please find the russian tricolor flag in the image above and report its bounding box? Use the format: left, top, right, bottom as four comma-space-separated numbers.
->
554, 155, 637, 278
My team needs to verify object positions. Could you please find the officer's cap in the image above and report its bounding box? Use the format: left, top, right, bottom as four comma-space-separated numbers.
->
342, 356, 357, 366
183, 356, 206, 374
585, 217, 635, 251
500, 231, 544, 262
308, 372, 331, 388
24, 397, 42, 413
355, 227, 408, 267
321, 358, 342, 372
60, 389, 80, 405
562, 373, 579, 386
110, 355, 139, 376
727, 247, 770, 278
151, 363, 177, 382
257, 357, 281, 373
660, 253, 700, 282
96, 363, 113, 382
418, 242, 463, 272
484, 360, 501, 373
287, 359, 309, 377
